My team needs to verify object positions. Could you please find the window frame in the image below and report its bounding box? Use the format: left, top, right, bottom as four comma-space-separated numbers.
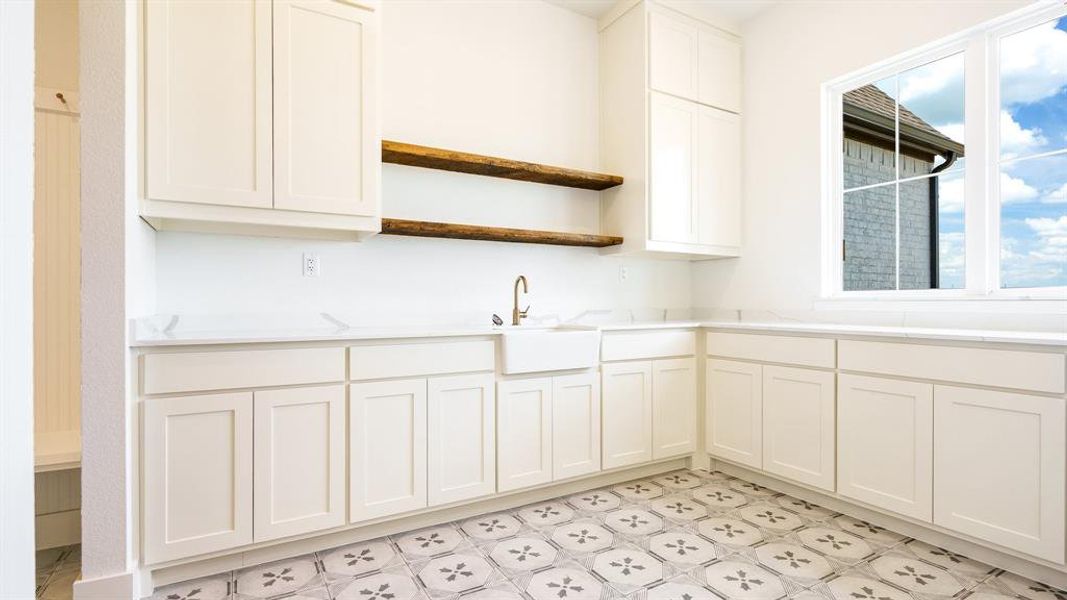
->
821, 2, 1067, 303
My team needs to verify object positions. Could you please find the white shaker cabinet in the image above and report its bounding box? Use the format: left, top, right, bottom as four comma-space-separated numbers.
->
697, 29, 742, 113
143, 392, 253, 563
934, 386, 1065, 563
428, 373, 496, 506
652, 358, 697, 459
602, 362, 654, 469
552, 372, 602, 480
649, 11, 699, 101
497, 378, 554, 492
762, 366, 835, 491
273, 0, 377, 216
838, 374, 933, 522
705, 359, 762, 469
696, 106, 742, 249
650, 93, 698, 244
350, 379, 427, 522
253, 385, 346, 542
145, 0, 273, 209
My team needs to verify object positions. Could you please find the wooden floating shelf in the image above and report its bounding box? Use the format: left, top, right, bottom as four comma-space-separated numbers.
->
381, 219, 624, 248
381, 140, 624, 191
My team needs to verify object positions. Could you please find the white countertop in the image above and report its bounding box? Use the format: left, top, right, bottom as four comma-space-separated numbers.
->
130, 315, 1064, 347
703, 321, 1067, 347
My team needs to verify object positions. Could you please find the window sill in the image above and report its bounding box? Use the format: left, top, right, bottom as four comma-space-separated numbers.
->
814, 293, 1067, 314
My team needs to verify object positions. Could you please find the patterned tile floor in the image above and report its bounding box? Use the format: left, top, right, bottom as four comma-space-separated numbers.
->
145, 469, 1067, 600
36, 544, 79, 600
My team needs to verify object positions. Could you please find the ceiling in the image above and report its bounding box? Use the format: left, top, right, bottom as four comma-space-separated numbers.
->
546, 0, 777, 28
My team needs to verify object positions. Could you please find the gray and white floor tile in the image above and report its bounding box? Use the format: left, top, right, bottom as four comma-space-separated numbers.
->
234, 555, 324, 599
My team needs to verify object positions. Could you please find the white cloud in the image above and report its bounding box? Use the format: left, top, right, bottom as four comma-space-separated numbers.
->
938, 175, 965, 213
898, 53, 964, 104
1000, 19, 1067, 106
1025, 216, 1067, 266
1043, 182, 1067, 204
1001, 172, 1039, 203
999, 110, 1048, 159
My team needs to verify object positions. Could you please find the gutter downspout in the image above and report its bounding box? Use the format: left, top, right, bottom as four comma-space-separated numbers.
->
928, 151, 958, 289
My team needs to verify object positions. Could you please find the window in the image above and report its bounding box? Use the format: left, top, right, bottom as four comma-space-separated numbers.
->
825, 4, 1066, 299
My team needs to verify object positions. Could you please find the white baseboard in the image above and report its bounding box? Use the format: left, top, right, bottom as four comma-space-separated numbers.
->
711, 458, 1067, 591
36, 509, 81, 550
73, 570, 135, 600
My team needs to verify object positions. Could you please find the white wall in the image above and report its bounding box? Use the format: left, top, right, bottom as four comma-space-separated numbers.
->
0, 1, 37, 595
153, 0, 691, 323
691, 0, 1031, 314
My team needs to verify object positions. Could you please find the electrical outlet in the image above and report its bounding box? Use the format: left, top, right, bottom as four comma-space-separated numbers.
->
303, 253, 320, 278
619, 265, 629, 282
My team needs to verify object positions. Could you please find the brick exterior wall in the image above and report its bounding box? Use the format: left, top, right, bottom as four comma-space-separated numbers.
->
843, 138, 933, 291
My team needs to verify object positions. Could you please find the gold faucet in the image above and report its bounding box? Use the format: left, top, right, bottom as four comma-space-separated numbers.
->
512, 275, 529, 326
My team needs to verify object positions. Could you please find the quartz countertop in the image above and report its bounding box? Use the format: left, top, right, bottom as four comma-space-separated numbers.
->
129, 314, 1064, 348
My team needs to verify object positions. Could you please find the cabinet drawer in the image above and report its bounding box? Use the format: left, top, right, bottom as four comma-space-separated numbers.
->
707, 331, 835, 369
143, 347, 345, 395
602, 330, 696, 361
839, 340, 1065, 394
350, 340, 494, 381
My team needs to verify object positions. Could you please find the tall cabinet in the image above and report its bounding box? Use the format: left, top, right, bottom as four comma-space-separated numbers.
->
600, 2, 742, 258
142, 0, 379, 239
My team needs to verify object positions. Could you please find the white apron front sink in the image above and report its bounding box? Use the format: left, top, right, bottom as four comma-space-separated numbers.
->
501, 326, 601, 374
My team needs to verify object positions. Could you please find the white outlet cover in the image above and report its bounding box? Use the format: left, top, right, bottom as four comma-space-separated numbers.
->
303, 253, 320, 277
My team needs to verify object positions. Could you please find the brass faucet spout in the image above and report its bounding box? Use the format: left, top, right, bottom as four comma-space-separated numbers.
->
512, 275, 529, 326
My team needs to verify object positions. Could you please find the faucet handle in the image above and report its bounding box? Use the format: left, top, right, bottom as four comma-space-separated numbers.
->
520, 305, 530, 317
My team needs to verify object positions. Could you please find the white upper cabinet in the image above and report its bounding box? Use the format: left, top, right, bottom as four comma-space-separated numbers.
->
649, 12, 699, 100
652, 357, 697, 459
349, 379, 428, 522
600, 3, 742, 259
762, 366, 835, 491
934, 386, 1065, 563
838, 374, 933, 522
273, 0, 377, 216
253, 385, 346, 542
696, 106, 742, 248
649, 93, 698, 244
145, 0, 273, 209
697, 29, 742, 113
497, 378, 554, 492
705, 359, 762, 469
427, 374, 495, 506
142, 0, 379, 238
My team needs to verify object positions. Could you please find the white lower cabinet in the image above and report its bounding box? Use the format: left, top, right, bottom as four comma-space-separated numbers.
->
762, 366, 836, 491
350, 379, 427, 522
934, 386, 1066, 563
253, 385, 346, 542
497, 378, 554, 492
552, 372, 601, 480
602, 361, 654, 469
705, 359, 763, 469
143, 392, 253, 563
428, 373, 495, 505
652, 358, 697, 459
838, 374, 932, 521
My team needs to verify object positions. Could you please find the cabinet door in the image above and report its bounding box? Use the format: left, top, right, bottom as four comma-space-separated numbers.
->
350, 379, 427, 522
652, 358, 697, 459
706, 359, 762, 469
552, 372, 601, 480
696, 106, 742, 249
145, 0, 272, 208
428, 373, 495, 505
143, 392, 253, 563
602, 361, 653, 469
253, 385, 345, 542
934, 386, 1065, 563
649, 92, 698, 244
838, 374, 932, 521
762, 366, 835, 491
697, 30, 742, 113
649, 12, 699, 101
273, 0, 378, 216
497, 378, 553, 492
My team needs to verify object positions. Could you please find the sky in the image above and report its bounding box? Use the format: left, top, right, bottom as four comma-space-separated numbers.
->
862, 15, 1066, 290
